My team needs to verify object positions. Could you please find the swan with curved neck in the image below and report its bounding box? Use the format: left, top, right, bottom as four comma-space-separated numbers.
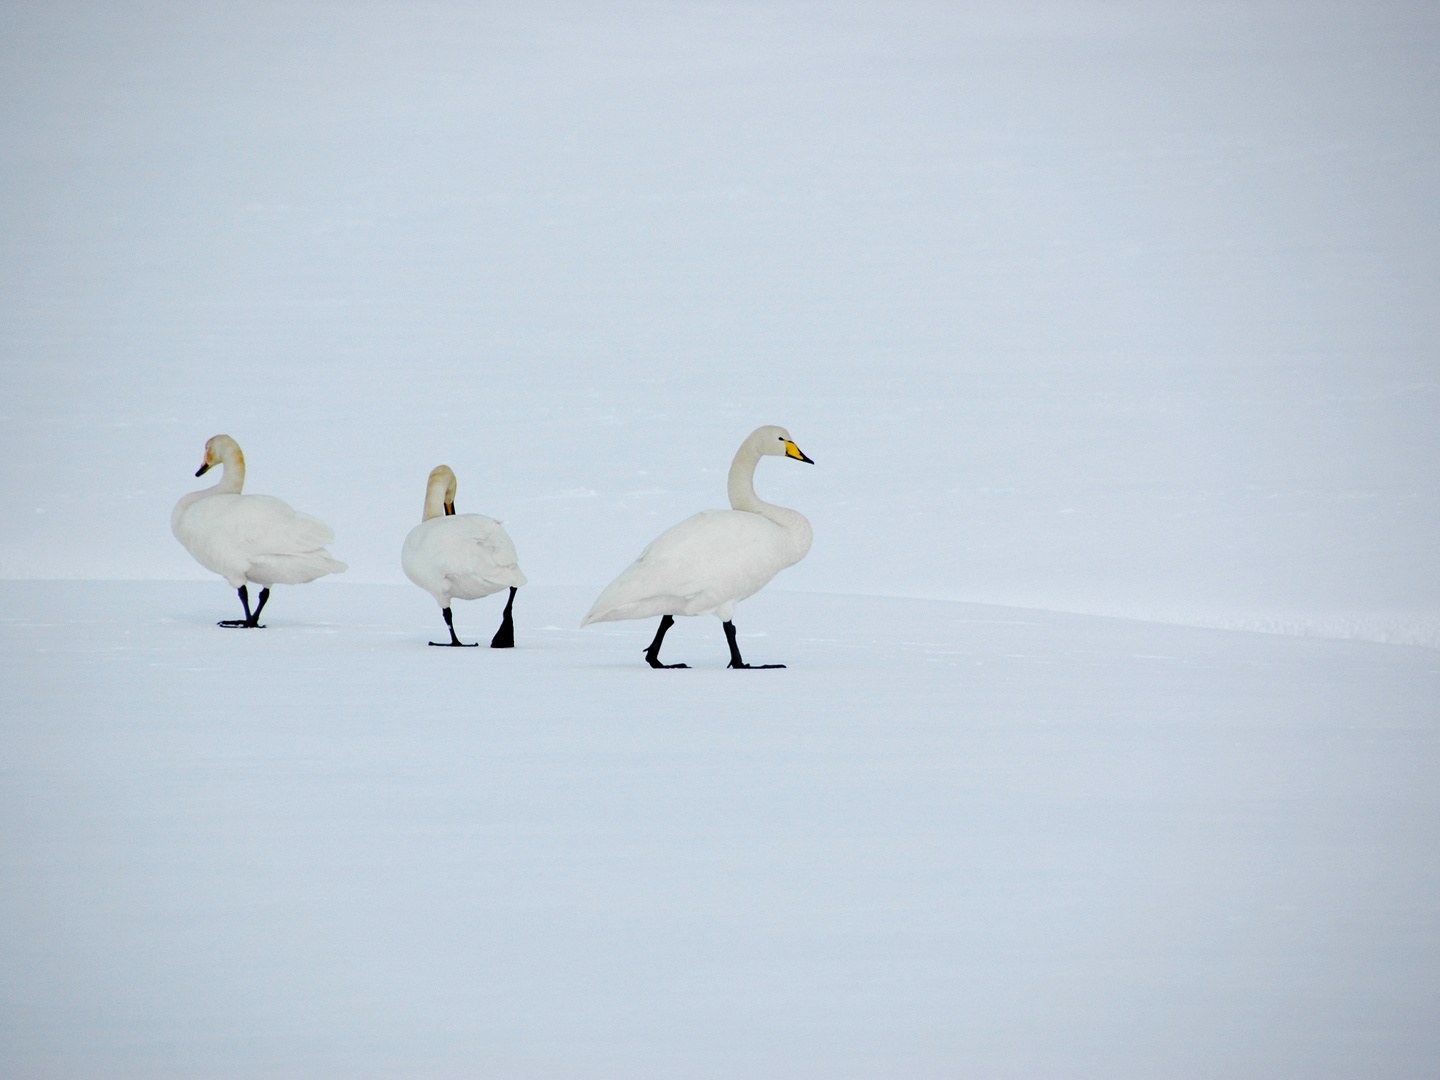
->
402, 465, 527, 647
582, 425, 814, 668
171, 434, 347, 627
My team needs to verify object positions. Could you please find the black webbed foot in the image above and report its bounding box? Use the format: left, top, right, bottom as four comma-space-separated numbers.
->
430, 606, 477, 647
723, 621, 782, 669
219, 585, 266, 627
491, 587, 517, 648
643, 614, 688, 668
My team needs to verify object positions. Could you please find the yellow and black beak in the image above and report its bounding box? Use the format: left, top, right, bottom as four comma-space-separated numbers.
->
784, 440, 814, 464
444, 501, 455, 516
195, 462, 211, 477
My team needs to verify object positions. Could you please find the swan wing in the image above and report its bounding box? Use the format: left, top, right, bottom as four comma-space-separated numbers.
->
402, 514, 527, 604
583, 510, 796, 624
174, 492, 346, 587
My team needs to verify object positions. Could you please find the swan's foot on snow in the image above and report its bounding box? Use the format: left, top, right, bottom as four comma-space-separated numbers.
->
490, 587, 517, 649
219, 585, 268, 628
430, 606, 479, 647
644, 614, 690, 669
724, 620, 784, 669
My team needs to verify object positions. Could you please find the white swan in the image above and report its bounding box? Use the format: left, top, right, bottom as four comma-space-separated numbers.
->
401, 465, 527, 648
171, 434, 347, 627
583, 425, 814, 668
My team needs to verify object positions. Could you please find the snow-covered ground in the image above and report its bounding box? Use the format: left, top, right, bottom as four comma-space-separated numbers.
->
3, 0, 1439, 1074
3, 580, 1439, 1077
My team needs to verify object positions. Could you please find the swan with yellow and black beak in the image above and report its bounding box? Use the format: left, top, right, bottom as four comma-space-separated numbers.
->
582, 425, 814, 669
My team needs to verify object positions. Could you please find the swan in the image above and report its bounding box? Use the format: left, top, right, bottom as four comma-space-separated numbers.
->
171, 434, 347, 627
401, 465, 527, 648
582, 425, 814, 668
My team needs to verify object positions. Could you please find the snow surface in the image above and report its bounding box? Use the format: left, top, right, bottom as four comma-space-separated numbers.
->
4, 580, 1440, 1077
3, 0, 1440, 1074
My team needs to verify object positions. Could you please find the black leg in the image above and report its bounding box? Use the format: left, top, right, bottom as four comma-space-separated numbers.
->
430, 606, 478, 647
490, 587, 517, 649
644, 614, 689, 669
724, 620, 784, 669
219, 584, 265, 628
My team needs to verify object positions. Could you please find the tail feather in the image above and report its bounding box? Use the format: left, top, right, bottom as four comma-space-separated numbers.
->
248, 551, 347, 585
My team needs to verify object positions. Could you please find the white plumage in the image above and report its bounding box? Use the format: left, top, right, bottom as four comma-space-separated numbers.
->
402, 465, 526, 647
584, 508, 808, 624
172, 434, 346, 626
583, 425, 814, 668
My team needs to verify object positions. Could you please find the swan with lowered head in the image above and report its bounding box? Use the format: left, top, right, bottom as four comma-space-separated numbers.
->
172, 435, 347, 627
582, 425, 814, 668
402, 465, 527, 647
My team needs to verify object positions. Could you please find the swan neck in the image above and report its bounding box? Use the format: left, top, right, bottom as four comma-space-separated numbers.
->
423, 479, 448, 521
217, 446, 245, 494
727, 441, 769, 514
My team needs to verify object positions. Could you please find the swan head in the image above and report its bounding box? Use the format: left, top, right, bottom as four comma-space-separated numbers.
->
195, 434, 243, 477
424, 465, 459, 520
751, 425, 814, 464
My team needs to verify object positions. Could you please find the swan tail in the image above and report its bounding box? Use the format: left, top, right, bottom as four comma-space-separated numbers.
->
443, 566, 525, 602
583, 595, 690, 626
247, 551, 347, 585
583, 559, 696, 625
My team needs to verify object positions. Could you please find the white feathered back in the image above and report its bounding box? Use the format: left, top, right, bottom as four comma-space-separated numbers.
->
172, 436, 347, 589
402, 512, 527, 607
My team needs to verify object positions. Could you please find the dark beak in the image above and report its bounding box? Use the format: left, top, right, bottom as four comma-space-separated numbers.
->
195, 463, 211, 477
444, 501, 455, 515
797, 450, 815, 464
